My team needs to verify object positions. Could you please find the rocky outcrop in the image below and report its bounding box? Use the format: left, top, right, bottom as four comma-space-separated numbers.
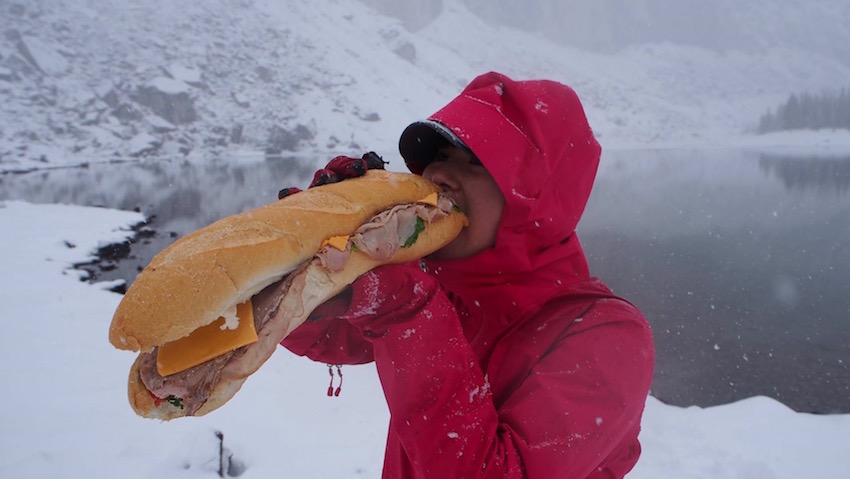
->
132, 78, 198, 125
0, 0, 406, 169
264, 124, 315, 155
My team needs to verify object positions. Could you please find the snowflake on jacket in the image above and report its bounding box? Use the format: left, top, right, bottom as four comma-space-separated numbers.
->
283, 71, 655, 479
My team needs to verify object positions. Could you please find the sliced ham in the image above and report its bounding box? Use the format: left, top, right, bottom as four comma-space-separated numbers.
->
353, 211, 401, 261
136, 195, 454, 414
138, 348, 234, 415
351, 201, 449, 260
317, 243, 351, 272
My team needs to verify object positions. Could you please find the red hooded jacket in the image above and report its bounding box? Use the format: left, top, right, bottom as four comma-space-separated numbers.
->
283, 72, 654, 478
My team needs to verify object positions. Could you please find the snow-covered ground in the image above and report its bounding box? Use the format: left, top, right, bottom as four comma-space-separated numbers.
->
0, 200, 848, 477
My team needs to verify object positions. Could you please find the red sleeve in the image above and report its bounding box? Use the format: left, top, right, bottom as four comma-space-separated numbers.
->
340, 266, 654, 478
279, 288, 375, 365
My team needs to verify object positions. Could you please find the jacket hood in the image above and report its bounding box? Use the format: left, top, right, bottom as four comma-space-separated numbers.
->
400, 71, 602, 320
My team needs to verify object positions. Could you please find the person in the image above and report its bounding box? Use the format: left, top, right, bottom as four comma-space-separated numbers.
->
282, 71, 655, 478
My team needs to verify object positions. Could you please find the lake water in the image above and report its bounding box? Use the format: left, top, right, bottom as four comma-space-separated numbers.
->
2, 149, 848, 414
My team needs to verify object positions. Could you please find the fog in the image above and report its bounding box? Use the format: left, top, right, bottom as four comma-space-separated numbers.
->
361, 0, 850, 61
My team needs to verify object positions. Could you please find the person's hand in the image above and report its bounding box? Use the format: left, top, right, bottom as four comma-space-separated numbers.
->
304, 261, 440, 333
342, 261, 442, 335
284, 261, 448, 398
304, 286, 353, 322
278, 151, 387, 199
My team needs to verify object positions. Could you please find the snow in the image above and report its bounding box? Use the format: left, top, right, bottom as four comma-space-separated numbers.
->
1, 0, 849, 173
127, 133, 161, 156
147, 77, 192, 95
19, 35, 70, 76
166, 64, 204, 86
1, 0, 850, 476
0, 200, 389, 478
632, 395, 850, 478
1, 201, 849, 478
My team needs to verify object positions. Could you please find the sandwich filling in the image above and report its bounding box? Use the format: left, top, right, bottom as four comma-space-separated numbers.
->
137, 193, 458, 415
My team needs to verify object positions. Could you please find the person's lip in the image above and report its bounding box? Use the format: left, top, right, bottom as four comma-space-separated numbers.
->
450, 197, 466, 214
439, 189, 461, 207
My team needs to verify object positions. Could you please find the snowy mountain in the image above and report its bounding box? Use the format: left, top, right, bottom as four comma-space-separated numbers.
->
370, 0, 850, 60
1, 0, 849, 173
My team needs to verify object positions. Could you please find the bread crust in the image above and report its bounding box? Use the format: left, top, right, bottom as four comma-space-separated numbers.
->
125, 198, 465, 419
110, 170, 453, 352
113, 170, 467, 419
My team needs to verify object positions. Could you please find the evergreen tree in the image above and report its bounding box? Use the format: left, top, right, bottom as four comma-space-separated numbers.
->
757, 87, 850, 133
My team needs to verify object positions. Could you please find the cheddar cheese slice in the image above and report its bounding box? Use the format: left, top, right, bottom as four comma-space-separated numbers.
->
321, 235, 350, 251
157, 301, 258, 376
417, 192, 439, 207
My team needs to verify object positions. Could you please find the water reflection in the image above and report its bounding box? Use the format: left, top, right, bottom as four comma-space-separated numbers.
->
580, 149, 850, 414
1, 150, 847, 414
758, 153, 850, 195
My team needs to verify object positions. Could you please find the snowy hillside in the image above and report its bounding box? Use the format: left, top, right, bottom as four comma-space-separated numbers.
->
1, 0, 849, 173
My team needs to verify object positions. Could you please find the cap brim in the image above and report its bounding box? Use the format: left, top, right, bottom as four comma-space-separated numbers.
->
399, 120, 470, 175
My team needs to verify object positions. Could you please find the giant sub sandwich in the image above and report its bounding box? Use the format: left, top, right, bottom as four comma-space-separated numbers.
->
109, 170, 467, 420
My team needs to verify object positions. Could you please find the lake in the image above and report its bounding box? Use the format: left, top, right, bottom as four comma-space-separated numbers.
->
2, 149, 847, 414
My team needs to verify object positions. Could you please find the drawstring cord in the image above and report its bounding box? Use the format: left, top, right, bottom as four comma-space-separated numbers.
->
326, 364, 343, 397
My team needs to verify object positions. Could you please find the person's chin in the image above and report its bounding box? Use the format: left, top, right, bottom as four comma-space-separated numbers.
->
427, 236, 467, 260
427, 234, 492, 261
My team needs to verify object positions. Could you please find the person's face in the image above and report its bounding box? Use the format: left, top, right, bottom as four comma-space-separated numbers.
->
422, 145, 505, 260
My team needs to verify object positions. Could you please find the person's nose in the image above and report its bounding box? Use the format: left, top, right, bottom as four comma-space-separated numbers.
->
422, 161, 459, 193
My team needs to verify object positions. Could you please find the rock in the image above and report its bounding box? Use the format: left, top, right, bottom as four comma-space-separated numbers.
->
2, 52, 39, 78
255, 65, 275, 83
132, 78, 197, 124
354, 108, 381, 122
293, 124, 315, 141
112, 103, 143, 123
146, 76, 191, 95
146, 115, 177, 133
164, 63, 204, 88
205, 126, 230, 147
264, 126, 298, 155
230, 124, 243, 144
16, 35, 70, 76
393, 42, 416, 64
0, 66, 18, 82
100, 88, 120, 108
264, 124, 314, 154
80, 109, 102, 126
127, 133, 162, 157
231, 91, 250, 108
